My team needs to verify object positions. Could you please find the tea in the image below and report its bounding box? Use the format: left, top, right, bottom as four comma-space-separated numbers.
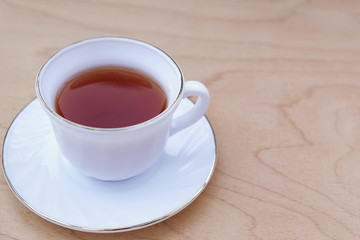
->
55, 66, 167, 128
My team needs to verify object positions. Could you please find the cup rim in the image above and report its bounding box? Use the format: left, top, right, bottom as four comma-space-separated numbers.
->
35, 37, 184, 132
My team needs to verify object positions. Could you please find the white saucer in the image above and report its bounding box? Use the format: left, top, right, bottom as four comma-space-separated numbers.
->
2, 98, 216, 233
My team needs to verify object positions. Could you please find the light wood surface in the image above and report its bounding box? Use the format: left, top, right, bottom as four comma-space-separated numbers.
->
2, 0, 360, 239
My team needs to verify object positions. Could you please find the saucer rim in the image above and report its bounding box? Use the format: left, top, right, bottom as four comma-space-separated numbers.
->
1, 98, 217, 233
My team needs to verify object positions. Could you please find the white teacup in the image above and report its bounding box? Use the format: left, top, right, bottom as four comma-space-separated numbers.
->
35, 37, 209, 181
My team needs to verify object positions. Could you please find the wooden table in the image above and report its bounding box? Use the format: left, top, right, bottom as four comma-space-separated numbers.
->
1, 0, 360, 239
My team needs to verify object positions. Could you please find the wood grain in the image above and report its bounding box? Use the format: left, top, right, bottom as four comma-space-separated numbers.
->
2, 0, 360, 239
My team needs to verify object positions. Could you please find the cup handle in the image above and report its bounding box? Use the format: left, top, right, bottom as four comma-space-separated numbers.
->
170, 81, 210, 136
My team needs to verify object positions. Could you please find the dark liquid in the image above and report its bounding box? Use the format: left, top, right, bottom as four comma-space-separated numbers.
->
55, 66, 167, 128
